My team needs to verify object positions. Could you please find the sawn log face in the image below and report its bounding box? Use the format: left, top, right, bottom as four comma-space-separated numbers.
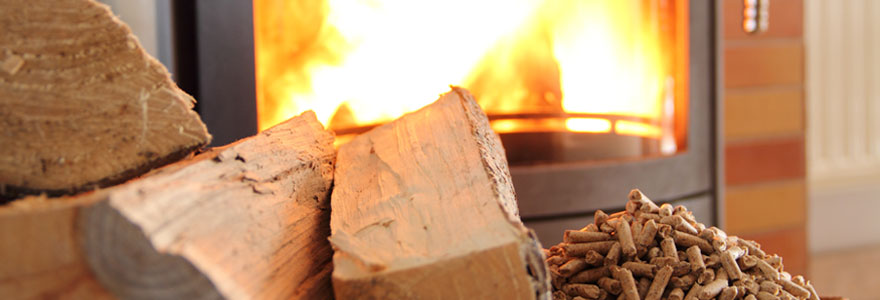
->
329, 87, 550, 299
0, 0, 211, 199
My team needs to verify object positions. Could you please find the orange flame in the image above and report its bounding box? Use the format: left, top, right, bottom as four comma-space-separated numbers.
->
254, 0, 687, 146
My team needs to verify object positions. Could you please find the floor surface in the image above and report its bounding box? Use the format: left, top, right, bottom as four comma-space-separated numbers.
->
809, 243, 880, 300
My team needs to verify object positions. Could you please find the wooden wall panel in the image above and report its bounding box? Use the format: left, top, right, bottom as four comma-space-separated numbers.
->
725, 43, 804, 88
724, 180, 806, 234
725, 137, 806, 185
723, 0, 804, 40
724, 87, 804, 141
722, 0, 808, 275
740, 227, 808, 277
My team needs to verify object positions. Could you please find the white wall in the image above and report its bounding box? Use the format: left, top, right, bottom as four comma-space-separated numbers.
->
98, 0, 174, 71
805, 0, 880, 253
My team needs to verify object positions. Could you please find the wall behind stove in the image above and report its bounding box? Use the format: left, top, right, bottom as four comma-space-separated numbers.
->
721, 0, 808, 276
97, 0, 174, 73
804, 0, 880, 253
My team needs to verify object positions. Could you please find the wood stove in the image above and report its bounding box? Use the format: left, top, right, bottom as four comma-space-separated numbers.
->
170, 0, 720, 245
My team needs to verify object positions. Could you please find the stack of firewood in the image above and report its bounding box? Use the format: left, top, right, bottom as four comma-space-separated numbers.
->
545, 190, 821, 300
1, 0, 338, 299
1, 2, 547, 298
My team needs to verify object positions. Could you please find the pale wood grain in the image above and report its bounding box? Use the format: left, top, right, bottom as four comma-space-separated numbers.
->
80, 111, 335, 299
723, 87, 804, 141
0, 196, 113, 300
0, 0, 210, 199
724, 180, 806, 235
1, 112, 335, 300
329, 87, 550, 299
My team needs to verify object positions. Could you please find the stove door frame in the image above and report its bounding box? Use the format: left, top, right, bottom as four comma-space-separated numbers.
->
181, 0, 720, 241
514, 0, 717, 217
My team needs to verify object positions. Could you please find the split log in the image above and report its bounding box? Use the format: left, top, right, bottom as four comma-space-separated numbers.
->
329, 87, 551, 299
0, 197, 114, 300
0, 112, 335, 299
0, 0, 211, 200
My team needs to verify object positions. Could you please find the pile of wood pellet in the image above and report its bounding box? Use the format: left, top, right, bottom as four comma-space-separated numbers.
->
545, 189, 821, 300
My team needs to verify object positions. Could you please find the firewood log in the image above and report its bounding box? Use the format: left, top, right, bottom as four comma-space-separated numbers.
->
0, 197, 114, 300
329, 87, 551, 299
0, 112, 335, 300
0, 0, 211, 200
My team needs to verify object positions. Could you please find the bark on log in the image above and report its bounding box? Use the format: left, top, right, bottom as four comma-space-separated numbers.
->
329, 87, 551, 299
0, 112, 335, 299
0, 0, 211, 200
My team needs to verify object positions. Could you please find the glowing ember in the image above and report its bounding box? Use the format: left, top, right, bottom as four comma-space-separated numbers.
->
254, 0, 687, 145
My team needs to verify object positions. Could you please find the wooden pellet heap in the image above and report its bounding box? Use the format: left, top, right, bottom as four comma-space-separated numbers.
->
545, 189, 821, 300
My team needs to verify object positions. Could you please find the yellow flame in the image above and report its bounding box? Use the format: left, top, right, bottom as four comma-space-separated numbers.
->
490, 119, 522, 133
254, 0, 683, 139
553, 1, 666, 119
566, 118, 612, 133
616, 120, 662, 138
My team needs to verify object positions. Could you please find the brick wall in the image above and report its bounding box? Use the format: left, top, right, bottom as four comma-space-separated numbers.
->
721, 0, 808, 275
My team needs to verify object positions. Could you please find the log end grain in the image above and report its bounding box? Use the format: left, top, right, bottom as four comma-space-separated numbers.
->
79, 111, 335, 299
80, 200, 223, 299
0, 0, 211, 200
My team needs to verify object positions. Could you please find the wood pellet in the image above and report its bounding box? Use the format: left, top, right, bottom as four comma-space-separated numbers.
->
546, 189, 821, 300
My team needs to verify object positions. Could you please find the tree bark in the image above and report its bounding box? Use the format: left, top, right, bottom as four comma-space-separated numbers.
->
329, 87, 551, 299
0, 0, 210, 200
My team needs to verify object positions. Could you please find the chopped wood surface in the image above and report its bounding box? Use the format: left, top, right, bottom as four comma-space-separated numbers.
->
0, 112, 335, 300
0, 0, 210, 199
329, 87, 551, 299
0, 196, 114, 300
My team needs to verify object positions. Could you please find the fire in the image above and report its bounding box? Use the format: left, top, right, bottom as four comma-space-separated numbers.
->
254, 0, 686, 144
